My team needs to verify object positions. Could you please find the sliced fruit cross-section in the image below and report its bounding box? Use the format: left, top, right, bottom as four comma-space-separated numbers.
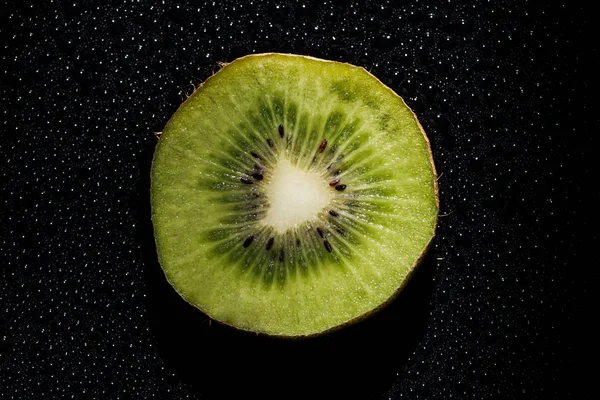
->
151, 53, 439, 337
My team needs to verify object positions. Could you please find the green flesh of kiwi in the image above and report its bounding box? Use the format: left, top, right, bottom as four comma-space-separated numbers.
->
151, 53, 439, 337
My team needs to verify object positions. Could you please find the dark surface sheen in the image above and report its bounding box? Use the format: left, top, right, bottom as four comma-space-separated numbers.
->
1, 1, 597, 399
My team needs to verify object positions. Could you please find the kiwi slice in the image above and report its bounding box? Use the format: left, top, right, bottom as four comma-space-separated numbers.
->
151, 53, 438, 337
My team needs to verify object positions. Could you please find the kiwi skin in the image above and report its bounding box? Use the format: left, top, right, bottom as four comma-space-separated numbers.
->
151, 53, 439, 339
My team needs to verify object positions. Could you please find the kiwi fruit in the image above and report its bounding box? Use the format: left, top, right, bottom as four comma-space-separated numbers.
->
150, 53, 438, 338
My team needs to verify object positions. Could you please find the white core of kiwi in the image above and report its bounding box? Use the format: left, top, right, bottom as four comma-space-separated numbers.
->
262, 157, 332, 233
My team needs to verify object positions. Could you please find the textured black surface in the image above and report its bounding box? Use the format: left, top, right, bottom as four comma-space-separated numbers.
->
1, 1, 597, 399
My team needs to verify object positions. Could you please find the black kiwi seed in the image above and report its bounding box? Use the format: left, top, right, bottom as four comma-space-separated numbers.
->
267, 138, 274, 148
278, 124, 284, 138
324, 240, 333, 252
279, 248, 285, 262
335, 227, 345, 236
329, 179, 340, 186
319, 139, 328, 153
250, 151, 262, 160
240, 177, 253, 184
266, 237, 274, 250
328, 210, 339, 217
335, 184, 347, 191
252, 173, 264, 181
317, 227, 324, 238
243, 236, 255, 248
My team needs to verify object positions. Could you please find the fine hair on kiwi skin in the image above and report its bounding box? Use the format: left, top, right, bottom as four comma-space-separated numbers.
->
151, 53, 439, 338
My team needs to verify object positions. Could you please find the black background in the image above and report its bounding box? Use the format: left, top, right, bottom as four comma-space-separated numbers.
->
1, 1, 597, 399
